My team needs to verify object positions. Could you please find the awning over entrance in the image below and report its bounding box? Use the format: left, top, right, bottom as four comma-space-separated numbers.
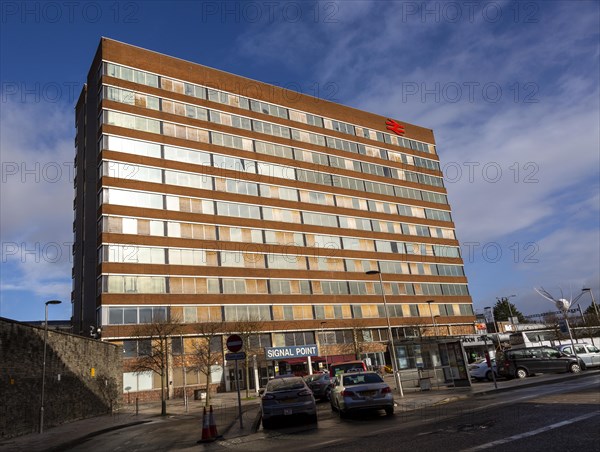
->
280, 356, 326, 365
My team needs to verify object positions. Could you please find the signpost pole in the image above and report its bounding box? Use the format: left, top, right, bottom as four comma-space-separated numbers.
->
226, 334, 245, 430
235, 359, 243, 429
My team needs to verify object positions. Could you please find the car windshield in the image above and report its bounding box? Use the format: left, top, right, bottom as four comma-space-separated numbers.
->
343, 373, 383, 386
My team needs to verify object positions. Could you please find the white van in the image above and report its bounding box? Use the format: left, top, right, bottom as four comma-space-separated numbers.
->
557, 343, 600, 368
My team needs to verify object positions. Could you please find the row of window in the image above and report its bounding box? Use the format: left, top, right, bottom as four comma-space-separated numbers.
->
103, 301, 474, 326
101, 215, 461, 258
100, 274, 469, 297
101, 159, 455, 238
103, 134, 452, 221
99, 244, 466, 275
100, 187, 456, 241
103, 62, 436, 155
100, 157, 450, 224
103, 84, 442, 183
100, 111, 448, 200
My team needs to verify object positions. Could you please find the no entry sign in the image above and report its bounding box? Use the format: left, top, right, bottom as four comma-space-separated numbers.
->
226, 334, 243, 353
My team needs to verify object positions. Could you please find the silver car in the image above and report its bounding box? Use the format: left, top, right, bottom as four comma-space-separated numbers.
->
261, 376, 317, 428
330, 371, 394, 418
558, 343, 600, 368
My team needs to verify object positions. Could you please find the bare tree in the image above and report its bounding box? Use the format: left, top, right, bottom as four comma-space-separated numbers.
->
131, 318, 181, 416
190, 321, 224, 407
228, 317, 266, 398
336, 320, 366, 360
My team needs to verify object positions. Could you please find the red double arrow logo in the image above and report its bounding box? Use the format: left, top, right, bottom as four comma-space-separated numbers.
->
386, 118, 405, 136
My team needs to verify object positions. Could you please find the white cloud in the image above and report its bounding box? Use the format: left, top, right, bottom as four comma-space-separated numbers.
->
0, 100, 74, 304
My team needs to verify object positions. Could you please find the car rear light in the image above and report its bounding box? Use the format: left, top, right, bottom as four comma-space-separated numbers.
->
381, 386, 392, 394
298, 389, 312, 397
341, 390, 355, 397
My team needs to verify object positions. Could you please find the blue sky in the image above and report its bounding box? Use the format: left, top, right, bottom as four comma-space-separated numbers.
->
1, 1, 599, 321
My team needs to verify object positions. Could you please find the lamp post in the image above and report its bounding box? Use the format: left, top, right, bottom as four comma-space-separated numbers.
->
180, 334, 188, 413
434, 315, 441, 334
320, 321, 328, 370
426, 300, 438, 336
555, 298, 581, 365
366, 270, 403, 397
497, 295, 516, 331
40, 300, 62, 434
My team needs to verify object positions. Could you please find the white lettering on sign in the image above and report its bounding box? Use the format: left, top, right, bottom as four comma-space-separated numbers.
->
264, 345, 318, 360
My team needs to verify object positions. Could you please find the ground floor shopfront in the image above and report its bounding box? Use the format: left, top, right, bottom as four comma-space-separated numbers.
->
222, 338, 472, 392
118, 329, 476, 402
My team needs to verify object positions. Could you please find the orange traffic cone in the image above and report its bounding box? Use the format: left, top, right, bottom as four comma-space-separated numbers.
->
208, 405, 220, 439
197, 406, 215, 443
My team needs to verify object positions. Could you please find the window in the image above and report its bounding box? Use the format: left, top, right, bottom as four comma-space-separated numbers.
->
123, 371, 153, 391
122, 339, 151, 357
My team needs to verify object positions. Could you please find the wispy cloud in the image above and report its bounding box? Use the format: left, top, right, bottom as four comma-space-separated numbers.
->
234, 1, 600, 313
0, 100, 74, 319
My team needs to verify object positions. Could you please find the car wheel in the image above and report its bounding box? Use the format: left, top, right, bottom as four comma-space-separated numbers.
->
569, 363, 581, 373
309, 414, 318, 424
325, 387, 332, 401
485, 370, 494, 381
515, 368, 528, 379
385, 406, 394, 417
339, 409, 348, 419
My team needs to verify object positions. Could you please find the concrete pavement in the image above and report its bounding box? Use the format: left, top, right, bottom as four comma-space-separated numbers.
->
1, 370, 597, 451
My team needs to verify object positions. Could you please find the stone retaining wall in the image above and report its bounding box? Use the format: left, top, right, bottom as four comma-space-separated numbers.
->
0, 318, 122, 438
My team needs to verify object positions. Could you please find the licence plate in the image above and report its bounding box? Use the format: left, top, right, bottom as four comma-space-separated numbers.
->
284, 408, 293, 415
361, 390, 376, 397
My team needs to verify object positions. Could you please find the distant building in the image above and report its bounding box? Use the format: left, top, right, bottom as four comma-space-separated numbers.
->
73, 38, 475, 395
23, 320, 73, 333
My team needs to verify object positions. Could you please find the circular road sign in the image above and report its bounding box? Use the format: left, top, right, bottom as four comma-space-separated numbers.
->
226, 334, 243, 353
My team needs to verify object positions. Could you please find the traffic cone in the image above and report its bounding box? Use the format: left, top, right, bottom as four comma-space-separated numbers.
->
197, 406, 215, 443
208, 405, 220, 439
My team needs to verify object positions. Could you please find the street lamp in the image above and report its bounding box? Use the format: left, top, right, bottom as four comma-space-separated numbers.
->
426, 300, 438, 336
366, 270, 403, 397
497, 295, 516, 330
40, 299, 62, 434
320, 321, 328, 369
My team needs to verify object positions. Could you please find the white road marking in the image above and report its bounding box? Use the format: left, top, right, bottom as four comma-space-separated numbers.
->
460, 411, 599, 451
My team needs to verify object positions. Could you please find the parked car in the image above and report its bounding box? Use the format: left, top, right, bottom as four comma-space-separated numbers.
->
304, 372, 333, 401
557, 343, 600, 368
260, 376, 317, 428
469, 358, 497, 381
329, 360, 367, 378
330, 371, 394, 418
496, 346, 584, 379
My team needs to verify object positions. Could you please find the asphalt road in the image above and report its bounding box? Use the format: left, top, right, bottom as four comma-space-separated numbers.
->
65, 374, 600, 451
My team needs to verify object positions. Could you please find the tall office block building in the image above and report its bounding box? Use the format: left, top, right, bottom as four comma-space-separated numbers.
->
73, 38, 474, 393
